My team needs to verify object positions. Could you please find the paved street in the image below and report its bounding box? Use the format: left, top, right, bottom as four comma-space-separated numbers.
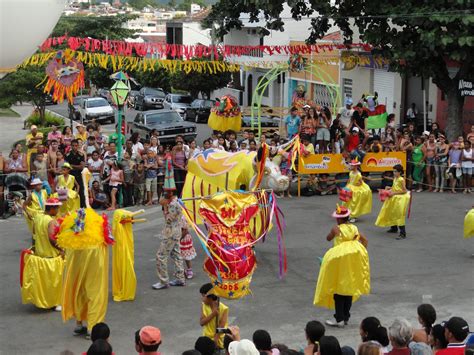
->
0, 191, 473, 354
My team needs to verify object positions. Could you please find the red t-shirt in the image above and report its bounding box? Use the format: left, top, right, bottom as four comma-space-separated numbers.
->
387, 349, 410, 355
436, 344, 466, 355
347, 134, 360, 152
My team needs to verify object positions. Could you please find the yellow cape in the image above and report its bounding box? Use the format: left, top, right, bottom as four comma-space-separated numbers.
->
112, 209, 137, 302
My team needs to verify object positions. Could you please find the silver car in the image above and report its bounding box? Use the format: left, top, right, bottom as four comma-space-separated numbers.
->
163, 94, 193, 117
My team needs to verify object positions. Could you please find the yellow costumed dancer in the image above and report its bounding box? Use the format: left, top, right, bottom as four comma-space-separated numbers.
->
112, 209, 146, 302
23, 178, 48, 233
58, 169, 113, 336
314, 204, 370, 328
21, 197, 64, 310
344, 159, 372, 221
464, 207, 474, 239
375, 164, 410, 240
55, 162, 80, 216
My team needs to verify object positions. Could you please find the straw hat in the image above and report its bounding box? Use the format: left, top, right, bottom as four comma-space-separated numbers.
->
349, 157, 361, 166
45, 197, 62, 206
62, 162, 72, 169
332, 204, 351, 218
30, 178, 42, 186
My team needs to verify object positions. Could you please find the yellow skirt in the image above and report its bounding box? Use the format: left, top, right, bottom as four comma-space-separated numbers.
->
208, 112, 242, 133
375, 192, 410, 227
55, 190, 80, 216
21, 253, 64, 309
314, 240, 370, 309
464, 208, 474, 239
112, 221, 137, 302
344, 183, 373, 218
62, 246, 109, 332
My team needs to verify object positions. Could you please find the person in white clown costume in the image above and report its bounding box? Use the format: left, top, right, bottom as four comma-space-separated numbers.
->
343, 158, 372, 222
21, 197, 64, 311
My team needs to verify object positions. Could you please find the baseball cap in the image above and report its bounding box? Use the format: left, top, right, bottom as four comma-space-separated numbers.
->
303, 104, 311, 109
30, 178, 42, 185
422, 131, 430, 136
139, 326, 161, 346
352, 127, 359, 132
443, 317, 469, 341
30, 125, 38, 130
344, 98, 353, 105
62, 162, 72, 169
229, 339, 260, 355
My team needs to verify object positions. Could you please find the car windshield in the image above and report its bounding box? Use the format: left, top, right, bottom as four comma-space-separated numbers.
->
145, 88, 165, 97
146, 112, 183, 125
74, 96, 88, 105
172, 95, 193, 104
87, 98, 109, 108
203, 100, 215, 108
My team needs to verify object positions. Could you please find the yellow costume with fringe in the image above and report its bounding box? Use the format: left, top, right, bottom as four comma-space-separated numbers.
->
313, 223, 370, 309
207, 112, 242, 132
58, 208, 110, 332
56, 174, 80, 215
375, 177, 410, 227
112, 209, 137, 302
21, 214, 64, 309
25, 189, 48, 233
464, 208, 474, 239
344, 171, 372, 218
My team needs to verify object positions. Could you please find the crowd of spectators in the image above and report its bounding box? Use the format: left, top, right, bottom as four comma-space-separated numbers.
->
80, 302, 472, 355
0, 102, 472, 216
286, 100, 474, 194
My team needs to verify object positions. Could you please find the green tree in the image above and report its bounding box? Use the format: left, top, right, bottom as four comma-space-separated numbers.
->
170, 57, 231, 98
128, 0, 156, 10
206, 0, 474, 140
0, 67, 50, 125
133, 69, 172, 93
168, 0, 177, 10
52, 14, 138, 40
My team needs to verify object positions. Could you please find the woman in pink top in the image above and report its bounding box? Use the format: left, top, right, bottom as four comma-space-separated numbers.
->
172, 141, 187, 197
104, 161, 124, 211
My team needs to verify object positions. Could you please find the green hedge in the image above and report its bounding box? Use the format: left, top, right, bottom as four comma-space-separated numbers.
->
25, 112, 65, 128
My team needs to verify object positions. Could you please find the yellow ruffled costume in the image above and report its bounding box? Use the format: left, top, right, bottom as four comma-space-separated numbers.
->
375, 177, 410, 227
112, 209, 138, 302
55, 175, 80, 216
313, 223, 370, 309
464, 208, 474, 239
344, 171, 372, 218
208, 112, 242, 132
57, 208, 110, 332
24, 189, 48, 233
21, 214, 64, 309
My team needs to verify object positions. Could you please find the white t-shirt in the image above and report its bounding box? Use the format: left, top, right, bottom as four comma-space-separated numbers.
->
462, 148, 473, 168
132, 142, 144, 160
338, 106, 353, 127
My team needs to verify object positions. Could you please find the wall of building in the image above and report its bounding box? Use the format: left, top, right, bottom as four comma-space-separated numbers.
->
340, 67, 372, 104
182, 22, 211, 46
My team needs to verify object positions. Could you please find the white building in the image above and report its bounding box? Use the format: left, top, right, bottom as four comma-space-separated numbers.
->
190, 4, 201, 15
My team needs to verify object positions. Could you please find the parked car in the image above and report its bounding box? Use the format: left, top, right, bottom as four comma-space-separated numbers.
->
127, 89, 140, 108
97, 88, 113, 103
184, 99, 215, 123
135, 87, 166, 111
77, 97, 115, 124
129, 110, 197, 143
44, 94, 56, 105
163, 94, 193, 117
68, 95, 90, 121
241, 115, 281, 135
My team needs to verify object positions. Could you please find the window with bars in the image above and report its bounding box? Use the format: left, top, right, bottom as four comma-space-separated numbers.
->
312, 83, 337, 108
343, 78, 353, 99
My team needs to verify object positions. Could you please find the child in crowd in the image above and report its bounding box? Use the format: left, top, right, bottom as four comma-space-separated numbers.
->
121, 151, 135, 207
144, 150, 158, 206
104, 161, 124, 211
87, 150, 103, 187
133, 162, 146, 205
180, 216, 196, 279
90, 180, 109, 209
313, 174, 337, 196
199, 283, 229, 350
278, 150, 292, 198
32, 153, 51, 194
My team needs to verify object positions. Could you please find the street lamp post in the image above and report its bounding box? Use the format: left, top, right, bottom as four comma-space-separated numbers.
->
110, 79, 129, 161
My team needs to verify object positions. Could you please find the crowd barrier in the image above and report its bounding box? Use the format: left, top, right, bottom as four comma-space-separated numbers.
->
297, 151, 407, 196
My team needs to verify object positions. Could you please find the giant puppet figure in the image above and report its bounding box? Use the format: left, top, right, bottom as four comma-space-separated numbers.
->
182, 145, 290, 223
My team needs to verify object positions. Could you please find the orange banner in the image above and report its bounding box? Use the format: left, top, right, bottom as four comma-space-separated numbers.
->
298, 152, 406, 174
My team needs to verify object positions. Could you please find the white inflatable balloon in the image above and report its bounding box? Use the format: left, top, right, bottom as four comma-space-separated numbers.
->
0, 0, 66, 78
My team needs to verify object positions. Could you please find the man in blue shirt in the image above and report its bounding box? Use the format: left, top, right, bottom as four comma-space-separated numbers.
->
285, 107, 301, 139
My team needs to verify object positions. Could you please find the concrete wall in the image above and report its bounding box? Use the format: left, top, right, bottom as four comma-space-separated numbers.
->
182, 22, 211, 46
340, 67, 372, 103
